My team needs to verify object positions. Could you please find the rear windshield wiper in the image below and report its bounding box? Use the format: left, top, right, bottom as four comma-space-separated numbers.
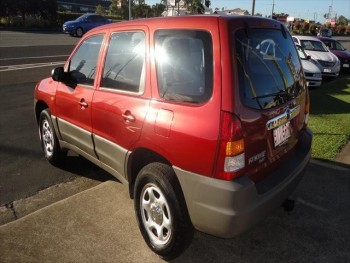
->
252, 90, 290, 100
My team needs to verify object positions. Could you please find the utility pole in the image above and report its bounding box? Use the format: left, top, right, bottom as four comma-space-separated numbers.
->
129, 0, 131, 20
271, 0, 275, 18
251, 0, 255, 16
328, 0, 333, 20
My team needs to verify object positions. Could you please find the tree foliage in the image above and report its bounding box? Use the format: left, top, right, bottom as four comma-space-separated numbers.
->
95, 5, 106, 15
0, 0, 57, 22
337, 15, 348, 26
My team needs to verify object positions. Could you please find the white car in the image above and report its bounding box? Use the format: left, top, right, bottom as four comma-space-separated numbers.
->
292, 35, 340, 77
296, 45, 322, 87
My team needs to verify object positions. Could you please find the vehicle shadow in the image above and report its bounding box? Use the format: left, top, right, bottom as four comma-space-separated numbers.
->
171, 160, 350, 263
56, 152, 117, 183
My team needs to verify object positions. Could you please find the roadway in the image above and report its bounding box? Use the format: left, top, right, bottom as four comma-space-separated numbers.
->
0, 31, 114, 206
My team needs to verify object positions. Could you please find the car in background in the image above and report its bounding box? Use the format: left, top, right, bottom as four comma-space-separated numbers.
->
63, 14, 112, 37
292, 35, 340, 77
317, 36, 350, 73
317, 28, 332, 37
296, 45, 322, 87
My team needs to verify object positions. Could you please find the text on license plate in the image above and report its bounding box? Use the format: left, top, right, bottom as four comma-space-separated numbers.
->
273, 122, 291, 147
323, 68, 332, 73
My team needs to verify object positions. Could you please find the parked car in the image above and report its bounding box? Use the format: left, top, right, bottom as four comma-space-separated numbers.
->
296, 45, 322, 87
62, 14, 112, 37
292, 35, 340, 77
317, 36, 350, 73
35, 16, 312, 260
317, 28, 332, 37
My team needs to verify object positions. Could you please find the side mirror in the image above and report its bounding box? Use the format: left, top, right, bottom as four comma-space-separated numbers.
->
51, 67, 64, 82
307, 55, 311, 60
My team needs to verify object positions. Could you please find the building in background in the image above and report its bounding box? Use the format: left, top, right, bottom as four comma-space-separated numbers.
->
57, 0, 114, 13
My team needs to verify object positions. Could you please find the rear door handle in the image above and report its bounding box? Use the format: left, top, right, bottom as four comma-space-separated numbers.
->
79, 99, 88, 108
122, 110, 135, 122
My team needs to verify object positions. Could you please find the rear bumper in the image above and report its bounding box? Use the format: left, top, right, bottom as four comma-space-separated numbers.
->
175, 128, 312, 238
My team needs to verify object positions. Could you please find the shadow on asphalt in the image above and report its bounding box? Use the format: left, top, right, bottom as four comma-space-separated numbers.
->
57, 153, 116, 183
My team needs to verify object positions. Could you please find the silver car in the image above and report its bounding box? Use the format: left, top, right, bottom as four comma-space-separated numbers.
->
296, 45, 322, 87
293, 35, 340, 77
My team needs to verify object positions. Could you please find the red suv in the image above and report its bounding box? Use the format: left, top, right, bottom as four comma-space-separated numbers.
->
34, 15, 312, 259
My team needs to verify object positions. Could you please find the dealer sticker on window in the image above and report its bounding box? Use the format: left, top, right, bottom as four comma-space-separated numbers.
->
273, 122, 291, 147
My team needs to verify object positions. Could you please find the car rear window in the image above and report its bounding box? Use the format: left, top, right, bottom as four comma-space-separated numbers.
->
235, 28, 304, 110
155, 30, 213, 103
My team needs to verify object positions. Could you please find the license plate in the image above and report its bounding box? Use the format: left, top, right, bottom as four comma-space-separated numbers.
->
273, 122, 291, 147
323, 68, 332, 73
343, 64, 349, 68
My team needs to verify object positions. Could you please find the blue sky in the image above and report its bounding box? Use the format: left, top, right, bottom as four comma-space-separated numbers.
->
146, 0, 350, 23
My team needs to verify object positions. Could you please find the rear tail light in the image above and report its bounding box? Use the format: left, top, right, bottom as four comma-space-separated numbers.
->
214, 111, 245, 181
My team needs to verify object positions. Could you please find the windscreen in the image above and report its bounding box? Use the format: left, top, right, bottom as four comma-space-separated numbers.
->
235, 28, 304, 110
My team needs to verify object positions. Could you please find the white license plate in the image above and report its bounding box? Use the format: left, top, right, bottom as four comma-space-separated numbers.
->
273, 122, 291, 147
343, 64, 349, 68
323, 68, 332, 73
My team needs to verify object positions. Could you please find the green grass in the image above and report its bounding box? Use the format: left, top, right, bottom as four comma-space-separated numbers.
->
308, 74, 350, 160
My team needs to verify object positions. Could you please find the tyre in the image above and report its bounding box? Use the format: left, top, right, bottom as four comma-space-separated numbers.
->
76, 27, 83, 37
39, 109, 66, 166
134, 163, 194, 260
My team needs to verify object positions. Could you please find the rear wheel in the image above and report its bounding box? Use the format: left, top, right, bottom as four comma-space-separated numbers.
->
134, 163, 194, 260
39, 109, 66, 166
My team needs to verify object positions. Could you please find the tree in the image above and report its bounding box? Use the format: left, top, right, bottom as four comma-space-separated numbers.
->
190, 0, 205, 14
6, 0, 57, 23
109, 0, 120, 16
95, 5, 106, 15
119, 0, 132, 20
337, 15, 348, 26
0, 0, 16, 17
40, 0, 57, 21
151, 3, 166, 17
293, 20, 302, 34
301, 21, 310, 34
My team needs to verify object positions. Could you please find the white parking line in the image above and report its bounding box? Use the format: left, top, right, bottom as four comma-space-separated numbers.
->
0, 55, 69, 61
0, 62, 65, 72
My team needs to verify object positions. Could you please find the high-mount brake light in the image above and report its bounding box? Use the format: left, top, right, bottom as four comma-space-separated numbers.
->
214, 111, 245, 181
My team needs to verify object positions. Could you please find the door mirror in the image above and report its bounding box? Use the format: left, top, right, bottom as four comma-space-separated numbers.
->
51, 67, 65, 82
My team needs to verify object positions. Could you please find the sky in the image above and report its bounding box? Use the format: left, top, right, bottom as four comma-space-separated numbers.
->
145, 0, 350, 23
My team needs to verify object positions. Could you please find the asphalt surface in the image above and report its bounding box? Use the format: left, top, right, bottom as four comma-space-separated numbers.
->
0, 31, 350, 262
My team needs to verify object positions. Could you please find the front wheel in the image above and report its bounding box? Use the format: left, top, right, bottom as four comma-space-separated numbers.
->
134, 163, 194, 260
39, 109, 66, 166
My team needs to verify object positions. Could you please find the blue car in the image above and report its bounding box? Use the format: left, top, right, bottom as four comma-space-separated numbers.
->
63, 14, 112, 37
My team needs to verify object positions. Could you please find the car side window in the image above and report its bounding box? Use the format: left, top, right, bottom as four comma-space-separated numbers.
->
155, 30, 213, 103
101, 31, 145, 93
69, 34, 104, 86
